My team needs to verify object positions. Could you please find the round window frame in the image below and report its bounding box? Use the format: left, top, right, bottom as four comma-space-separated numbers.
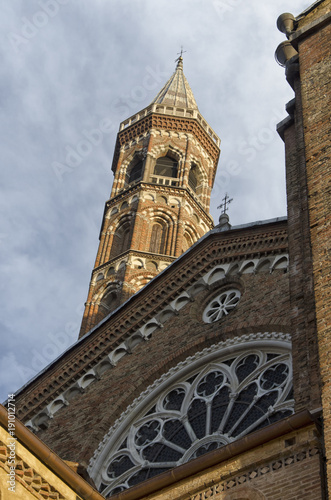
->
202, 288, 241, 323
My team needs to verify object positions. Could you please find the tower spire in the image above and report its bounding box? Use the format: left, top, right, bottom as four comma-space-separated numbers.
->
150, 52, 197, 109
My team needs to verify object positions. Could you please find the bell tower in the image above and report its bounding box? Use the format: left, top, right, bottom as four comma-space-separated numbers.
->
79, 57, 220, 336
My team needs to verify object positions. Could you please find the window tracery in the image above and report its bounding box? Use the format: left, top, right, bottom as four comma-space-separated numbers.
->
203, 289, 241, 323
95, 342, 293, 497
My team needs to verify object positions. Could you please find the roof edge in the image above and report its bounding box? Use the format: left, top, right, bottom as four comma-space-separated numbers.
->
7, 216, 287, 404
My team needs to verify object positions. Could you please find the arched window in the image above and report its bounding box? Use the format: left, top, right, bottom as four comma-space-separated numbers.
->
182, 231, 194, 253
154, 156, 178, 178
149, 223, 167, 254
100, 291, 117, 312
128, 160, 143, 184
97, 289, 119, 321
90, 334, 293, 496
110, 222, 131, 258
188, 163, 198, 191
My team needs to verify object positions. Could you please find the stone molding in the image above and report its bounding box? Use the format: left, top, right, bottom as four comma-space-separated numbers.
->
105, 182, 214, 228
112, 113, 220, 171
15, 224, 288, 424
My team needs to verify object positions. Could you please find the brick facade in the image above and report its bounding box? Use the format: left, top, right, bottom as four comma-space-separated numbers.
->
14, 221, 290, 462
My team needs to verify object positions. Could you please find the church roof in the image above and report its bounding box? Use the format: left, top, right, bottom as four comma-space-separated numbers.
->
150, 56, 199, 110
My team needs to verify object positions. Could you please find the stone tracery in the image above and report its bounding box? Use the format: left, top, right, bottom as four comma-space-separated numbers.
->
89, 334, 293, 497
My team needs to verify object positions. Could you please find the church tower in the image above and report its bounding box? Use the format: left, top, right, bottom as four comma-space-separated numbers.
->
80, 57, 220, 336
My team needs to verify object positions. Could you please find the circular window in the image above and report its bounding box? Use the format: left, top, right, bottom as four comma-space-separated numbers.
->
203, 289, 241, 323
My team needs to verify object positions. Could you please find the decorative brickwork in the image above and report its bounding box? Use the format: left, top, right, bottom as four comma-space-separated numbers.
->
0, 440, 65, 499
14, 221, 289, 429
189, 447, 321, 500
10, 6, 330, 496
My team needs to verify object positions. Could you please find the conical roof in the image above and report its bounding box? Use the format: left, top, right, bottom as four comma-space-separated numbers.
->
150, 57, 199, 110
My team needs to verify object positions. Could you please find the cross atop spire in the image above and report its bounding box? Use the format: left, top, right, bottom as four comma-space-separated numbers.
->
177, 46, 186, 58
217, 193, 233, 214
175, 46, 186, 62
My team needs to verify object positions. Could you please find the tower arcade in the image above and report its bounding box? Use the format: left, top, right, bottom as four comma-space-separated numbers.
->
80, 57, 220, 336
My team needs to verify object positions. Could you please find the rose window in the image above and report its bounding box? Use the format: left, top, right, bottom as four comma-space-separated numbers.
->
95, 342, 294, 497
203, 289, 241, 323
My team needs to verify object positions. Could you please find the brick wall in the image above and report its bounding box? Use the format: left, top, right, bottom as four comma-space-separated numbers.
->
278, 2, 330, 494
35, 243, 290, 466
297, 11, 331, 493
282, 101, 321, 412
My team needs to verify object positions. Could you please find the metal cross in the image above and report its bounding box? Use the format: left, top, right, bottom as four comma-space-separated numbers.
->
217, 193, 233, 214
175, 46, 187, 61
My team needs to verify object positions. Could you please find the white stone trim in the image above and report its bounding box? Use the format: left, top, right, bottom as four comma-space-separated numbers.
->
88, 332, 292, 494
25, 254, 289, 431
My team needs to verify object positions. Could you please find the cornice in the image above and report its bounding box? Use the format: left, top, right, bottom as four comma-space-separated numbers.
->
92, 250, 176, 275
14, 222, 288, 424
112, 113, 220, 174
103, 183, 214, 231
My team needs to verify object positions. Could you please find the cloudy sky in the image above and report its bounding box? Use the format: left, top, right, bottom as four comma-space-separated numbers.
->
0, 0, 311, 403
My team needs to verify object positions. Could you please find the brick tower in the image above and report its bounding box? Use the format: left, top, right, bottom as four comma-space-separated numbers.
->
80, 56, 220, 336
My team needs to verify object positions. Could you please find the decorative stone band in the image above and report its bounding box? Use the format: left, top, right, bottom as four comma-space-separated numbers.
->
87, 332, 293, 496
189, 447, 320, 500
24, 254, 289, 432
0, 440, 66, 500
105, 181, 214, 230
112, 113, 220, 172
118, 104, 220, 148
